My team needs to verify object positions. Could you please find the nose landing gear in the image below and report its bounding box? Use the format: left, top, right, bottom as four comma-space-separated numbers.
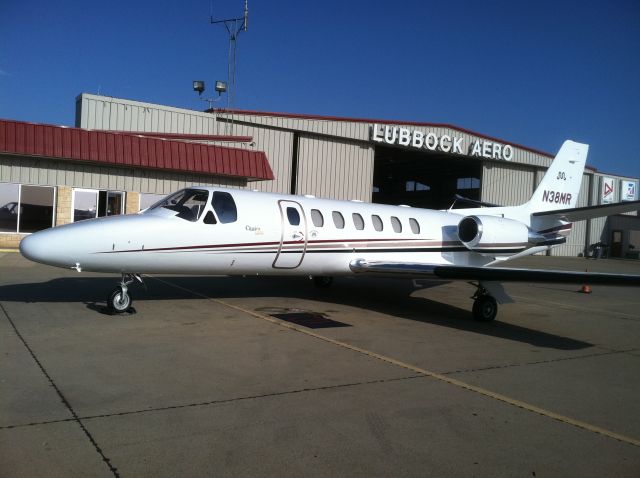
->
108, 273, 143, 313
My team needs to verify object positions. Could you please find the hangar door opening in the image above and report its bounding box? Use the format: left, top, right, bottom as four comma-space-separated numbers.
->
372, 146, 482, 210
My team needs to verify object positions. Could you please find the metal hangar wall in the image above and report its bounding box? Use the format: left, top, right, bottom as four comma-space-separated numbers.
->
12, 93, 630, 259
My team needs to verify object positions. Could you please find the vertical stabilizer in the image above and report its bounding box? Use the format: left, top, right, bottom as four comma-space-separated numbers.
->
527, 140, 588, 213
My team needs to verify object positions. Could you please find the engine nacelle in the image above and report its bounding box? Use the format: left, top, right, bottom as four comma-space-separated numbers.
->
457, 215, 544, 255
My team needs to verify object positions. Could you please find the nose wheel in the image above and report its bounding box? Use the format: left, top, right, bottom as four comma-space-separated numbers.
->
107, 273, 143, 313
108, 287, 132, 313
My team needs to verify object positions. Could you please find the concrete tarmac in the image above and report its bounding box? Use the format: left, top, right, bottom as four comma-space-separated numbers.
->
1, 252, 639, 477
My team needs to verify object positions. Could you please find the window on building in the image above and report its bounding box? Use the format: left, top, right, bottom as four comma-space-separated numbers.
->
212, 191, 237, 223
20, 186, 55, 233
457, 177, 481, 190
332, 211, 345, 229
73, 189, 98, 222
100, 191, 124, 217
311, 209, 324, 227
0, 183, 55, 234
0, 183, 20, 233
406, 181, 431, 192
391, 216, 402, 233
352, 213, 365, 230
73, 188, 125, 222
139, 193, 165, 211
287, 207, 300, 226
409, 218, 420, 234
371, 214, 383, 232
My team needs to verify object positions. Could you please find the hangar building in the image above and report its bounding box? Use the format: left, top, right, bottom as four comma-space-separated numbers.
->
1, 92, 638, 259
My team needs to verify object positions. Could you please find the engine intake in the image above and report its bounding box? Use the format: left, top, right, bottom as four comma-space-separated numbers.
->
457, 215, 544, 255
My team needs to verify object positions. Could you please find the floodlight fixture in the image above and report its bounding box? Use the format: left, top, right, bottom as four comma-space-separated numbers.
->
193, 80, 205, 95
214, 80, 227, 95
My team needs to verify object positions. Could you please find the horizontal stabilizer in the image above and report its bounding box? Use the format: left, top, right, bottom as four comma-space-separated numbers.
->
452, 194, 502, 208
533, 200, 640, 221
350, 259, 640, 286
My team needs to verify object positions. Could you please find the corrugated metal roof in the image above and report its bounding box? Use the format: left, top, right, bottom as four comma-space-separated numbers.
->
0, 118, 274, 181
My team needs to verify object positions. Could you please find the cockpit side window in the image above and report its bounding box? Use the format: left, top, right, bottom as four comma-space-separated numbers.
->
203, 211, 217, 224
212, 191, 238, 223
150, 188, 209, 222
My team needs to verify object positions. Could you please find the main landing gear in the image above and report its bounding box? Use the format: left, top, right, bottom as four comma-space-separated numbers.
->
108, 273, 143, 313
471, 284, 498, 322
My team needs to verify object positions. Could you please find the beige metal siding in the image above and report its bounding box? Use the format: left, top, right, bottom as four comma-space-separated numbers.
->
217, 112, 555, 168
296, 134, 374, 201
213, 121, 294, 194
0, 155, 245, 194
77, 94, 218, 134
481, 163, 535, 206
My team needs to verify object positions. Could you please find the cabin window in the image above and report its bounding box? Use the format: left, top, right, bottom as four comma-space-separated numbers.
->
352, 213, 365, 230
371, 215, 383, 232
151, 188, 209, 222
391, 216, 402, 233
332, 211, 345, 229
212, 191, 237, 223
409, 218, 420, 234
287, 207, 300, 226
311, 209, 324, 227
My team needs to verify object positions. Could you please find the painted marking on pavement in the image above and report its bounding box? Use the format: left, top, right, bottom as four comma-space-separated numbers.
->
153, 276, 640, 449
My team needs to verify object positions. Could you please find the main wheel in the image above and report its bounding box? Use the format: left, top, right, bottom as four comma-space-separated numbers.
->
472, 294, 497, 322
313, 276, 333, 288
108, 287, 132, 313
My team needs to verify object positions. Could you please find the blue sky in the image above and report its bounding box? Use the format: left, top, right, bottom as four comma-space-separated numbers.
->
1, 0, 639, 178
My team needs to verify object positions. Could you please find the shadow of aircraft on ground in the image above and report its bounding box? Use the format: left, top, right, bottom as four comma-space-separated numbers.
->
0, 274, 593, 351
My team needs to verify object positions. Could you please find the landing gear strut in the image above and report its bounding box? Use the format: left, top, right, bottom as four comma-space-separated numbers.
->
471, 285, 498, 322
107, 273, 143, 313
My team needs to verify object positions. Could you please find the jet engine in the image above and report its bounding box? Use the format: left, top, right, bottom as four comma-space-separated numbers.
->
457, 215, 546, 254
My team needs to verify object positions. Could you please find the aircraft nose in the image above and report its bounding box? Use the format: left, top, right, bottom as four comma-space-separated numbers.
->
19, 228, 72, 267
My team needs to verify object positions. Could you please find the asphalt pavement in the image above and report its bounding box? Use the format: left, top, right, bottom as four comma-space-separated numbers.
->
1, 252, 639, 477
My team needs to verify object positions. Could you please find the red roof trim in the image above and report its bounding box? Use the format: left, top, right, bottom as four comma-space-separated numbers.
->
0, 118, 274, 181
210, 107, 556, 159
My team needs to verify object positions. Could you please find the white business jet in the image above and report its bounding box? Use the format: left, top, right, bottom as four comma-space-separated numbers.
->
20, 140, 640, 320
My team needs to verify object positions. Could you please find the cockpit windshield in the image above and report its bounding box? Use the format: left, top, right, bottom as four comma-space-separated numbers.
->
148, 189, 209, 222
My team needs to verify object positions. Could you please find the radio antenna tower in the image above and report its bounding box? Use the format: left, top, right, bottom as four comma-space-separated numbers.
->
210, 0, 248, 111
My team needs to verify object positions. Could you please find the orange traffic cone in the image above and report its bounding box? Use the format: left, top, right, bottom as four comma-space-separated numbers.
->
579, 267, 592, 294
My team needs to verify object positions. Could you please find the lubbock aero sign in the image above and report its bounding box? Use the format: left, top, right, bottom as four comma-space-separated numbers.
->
370, 124, 514, 161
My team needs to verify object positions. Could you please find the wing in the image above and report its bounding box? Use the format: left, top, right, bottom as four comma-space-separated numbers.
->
349, 259, 640, 286
532, 200, 640, 221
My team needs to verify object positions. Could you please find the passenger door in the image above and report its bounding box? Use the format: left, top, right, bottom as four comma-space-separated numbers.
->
273, 200, 307, 269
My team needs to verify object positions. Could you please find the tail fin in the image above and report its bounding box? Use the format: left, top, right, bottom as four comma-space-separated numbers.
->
526, 140, 588, 213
